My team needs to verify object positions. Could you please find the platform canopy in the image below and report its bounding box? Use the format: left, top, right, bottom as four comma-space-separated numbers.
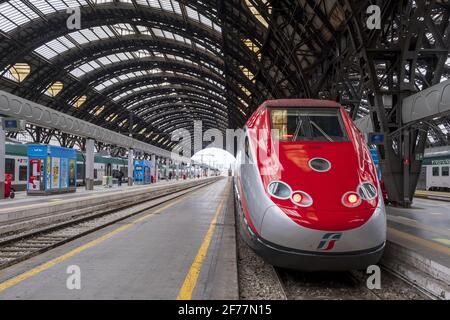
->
0, 0, 449, 151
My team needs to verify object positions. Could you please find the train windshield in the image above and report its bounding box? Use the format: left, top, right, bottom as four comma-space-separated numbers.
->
270, 107, 348, 142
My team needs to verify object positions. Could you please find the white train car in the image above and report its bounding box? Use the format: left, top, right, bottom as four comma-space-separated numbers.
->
418, 147, 450, 191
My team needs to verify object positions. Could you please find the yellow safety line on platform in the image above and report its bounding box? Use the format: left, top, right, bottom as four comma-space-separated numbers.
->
0, 188, 202, 293
387, 215, 450, 238
415, 191, 450, 197
387, 227, 450, 256
177, 183, 230, 300
432, 238, 450, 246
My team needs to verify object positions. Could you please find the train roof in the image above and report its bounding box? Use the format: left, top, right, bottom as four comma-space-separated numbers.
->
261, 99, 341, 108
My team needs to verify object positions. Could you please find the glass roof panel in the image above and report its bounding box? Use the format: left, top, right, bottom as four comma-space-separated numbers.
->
185, 6, 200, 22
33, 23, 220, 61
0, 0, 218, 34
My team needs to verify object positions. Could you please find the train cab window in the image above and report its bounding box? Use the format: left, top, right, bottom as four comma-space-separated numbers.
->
442, 166, 449, 176
19, 165, 27, 181
270, 108, 348, 142
5, 159, 15, 180
432, 167, 440, 176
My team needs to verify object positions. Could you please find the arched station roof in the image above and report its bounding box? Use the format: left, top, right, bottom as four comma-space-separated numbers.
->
0, 0, 449, 149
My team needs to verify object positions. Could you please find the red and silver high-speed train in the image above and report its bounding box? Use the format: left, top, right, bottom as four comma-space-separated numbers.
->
234, 99, 386, 271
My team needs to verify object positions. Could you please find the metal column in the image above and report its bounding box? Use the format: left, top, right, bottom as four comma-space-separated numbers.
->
85, 139, 95, 191
128, 149, 134, 186
0, 124, 5, 199
402, 129, 411, 208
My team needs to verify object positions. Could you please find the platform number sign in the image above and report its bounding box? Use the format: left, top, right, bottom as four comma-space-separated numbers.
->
1, 118, 26, 132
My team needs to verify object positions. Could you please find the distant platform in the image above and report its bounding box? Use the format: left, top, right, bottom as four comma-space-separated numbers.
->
385, 197, 450, 298
0, 179, 194, 211
387, 197, 450, 266
415, 190, 450, 202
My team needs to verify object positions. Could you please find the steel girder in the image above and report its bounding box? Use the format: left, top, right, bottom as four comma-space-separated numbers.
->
219, 0, 449, 206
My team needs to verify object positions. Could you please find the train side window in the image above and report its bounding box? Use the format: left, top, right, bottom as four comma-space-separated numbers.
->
442, 166, 449, 177
432, 167, 440, 176
5, 159, 15, 180
19, 165, 27, 181
94, 169, 98, 179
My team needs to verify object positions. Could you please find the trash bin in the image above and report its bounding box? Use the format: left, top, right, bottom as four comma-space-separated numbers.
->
107, 176, 113, 188
4, 174, 14, 199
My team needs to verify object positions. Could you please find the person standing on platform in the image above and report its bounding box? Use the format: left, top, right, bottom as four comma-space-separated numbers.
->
118, 170, 123, 187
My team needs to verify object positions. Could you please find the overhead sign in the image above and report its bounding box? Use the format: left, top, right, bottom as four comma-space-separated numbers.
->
2, 118, 26, 132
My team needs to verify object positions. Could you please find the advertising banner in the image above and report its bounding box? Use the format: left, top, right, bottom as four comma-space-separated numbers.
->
46, 157, 51, 190
61, 158, 68, 189
69, 159, 76, 187
52, 157, 60, 189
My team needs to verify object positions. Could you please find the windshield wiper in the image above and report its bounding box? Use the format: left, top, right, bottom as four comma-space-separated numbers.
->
293, 118, 303, 141
310, 121, 333, 142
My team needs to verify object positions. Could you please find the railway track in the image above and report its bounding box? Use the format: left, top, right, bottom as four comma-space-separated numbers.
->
237, 223, 431, 300
0, 178, 219, 270
271, 266, 431, 300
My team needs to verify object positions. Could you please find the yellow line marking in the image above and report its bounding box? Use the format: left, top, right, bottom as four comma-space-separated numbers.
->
387, 227, 450, 256
0, 223, 132, 293
0, 188, 203, 293
432, 238, 450, 246
176, 184, 230, 300
387, 215, 450, 238
415, 191, 450, 197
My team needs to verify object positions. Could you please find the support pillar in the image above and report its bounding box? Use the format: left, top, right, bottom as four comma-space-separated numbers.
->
85, 139, 95, 191
128, 149, 134, 186
402, 129, 411, 208
0, 124, 5, 199
151, 154, 157, 183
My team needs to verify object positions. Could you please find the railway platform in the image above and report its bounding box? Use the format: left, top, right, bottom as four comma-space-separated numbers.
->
0, 178, 238, 299
384, 196, 450, 299
0, 178, 216, 236
0, 179, 197, 211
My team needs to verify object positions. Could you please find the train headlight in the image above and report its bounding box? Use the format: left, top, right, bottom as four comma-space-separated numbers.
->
357, 182, 378, 200
291, 191, 313, 207
342, 191, 361, 208
267, 181, 292, 199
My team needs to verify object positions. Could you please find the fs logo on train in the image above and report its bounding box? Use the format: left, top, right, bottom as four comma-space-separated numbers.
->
317, 233, 342, 251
